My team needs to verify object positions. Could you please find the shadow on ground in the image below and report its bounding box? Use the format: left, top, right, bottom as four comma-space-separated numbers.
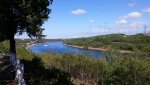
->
21, 57, 73, 85
0, 55, 16, 85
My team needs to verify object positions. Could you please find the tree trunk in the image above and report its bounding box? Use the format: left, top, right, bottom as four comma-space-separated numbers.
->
9, 34, 16, 54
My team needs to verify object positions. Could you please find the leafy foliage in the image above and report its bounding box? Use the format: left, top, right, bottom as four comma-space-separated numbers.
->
41, 53, 150, 85
0, 40, 9, 53
0, 0, 53, 38
0, 0, 53, 53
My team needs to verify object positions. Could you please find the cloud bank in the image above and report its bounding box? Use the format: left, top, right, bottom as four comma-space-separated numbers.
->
71, 9, 87, 15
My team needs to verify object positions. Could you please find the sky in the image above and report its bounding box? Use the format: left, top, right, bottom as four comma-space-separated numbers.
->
16, 0, 150, 39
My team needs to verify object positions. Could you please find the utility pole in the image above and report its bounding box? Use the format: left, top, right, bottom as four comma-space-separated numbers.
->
144, 25, 147, 34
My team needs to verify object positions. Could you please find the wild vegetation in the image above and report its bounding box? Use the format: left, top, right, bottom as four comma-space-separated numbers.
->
1, 39, 150, 85
64, 34, 150, 55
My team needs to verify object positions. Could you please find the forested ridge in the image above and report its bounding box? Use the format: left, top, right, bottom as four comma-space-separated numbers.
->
1, 37, 150, 85
64, 34, 150, 56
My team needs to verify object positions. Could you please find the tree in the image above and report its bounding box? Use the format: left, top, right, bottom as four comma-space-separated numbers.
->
35, 28, 46, 43
0, 0, 53, 54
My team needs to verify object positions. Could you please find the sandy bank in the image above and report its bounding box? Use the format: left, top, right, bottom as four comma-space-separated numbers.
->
66, 44, 132, 53
25, 41, 37, 50
67, 45, 106, 51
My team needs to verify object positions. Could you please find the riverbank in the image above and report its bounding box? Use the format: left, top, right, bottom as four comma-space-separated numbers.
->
67, 44, 106, 51
67, 44, 132, 53
25, 41, 37, 50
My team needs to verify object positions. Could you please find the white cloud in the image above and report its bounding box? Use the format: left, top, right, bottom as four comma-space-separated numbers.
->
143, 8, 150, 13
90, 28, 109, 33
127, 12, 142, 18
129, 22, 144, 27
79, 27, 111, 35
120, 12, 142, 19
115, 19, 128, 24
89, 19, 95, 23
68, 28, 111, 38
128, 2, 136, 7
119, 28, 138, 34
71, 9, 87, 15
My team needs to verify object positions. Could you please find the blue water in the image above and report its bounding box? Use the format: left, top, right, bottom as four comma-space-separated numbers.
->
29, 41, 102, 58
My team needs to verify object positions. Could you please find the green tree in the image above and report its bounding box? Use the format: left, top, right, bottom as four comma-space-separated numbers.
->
0, 0, 53, 54
35, 28, 46, 43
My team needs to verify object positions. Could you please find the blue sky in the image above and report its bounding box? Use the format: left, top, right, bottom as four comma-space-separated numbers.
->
17, 0, 150, 39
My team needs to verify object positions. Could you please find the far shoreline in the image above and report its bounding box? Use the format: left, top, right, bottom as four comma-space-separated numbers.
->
26, 40, 61, 50
66, 44, 106, 51
66, 44, 132, 54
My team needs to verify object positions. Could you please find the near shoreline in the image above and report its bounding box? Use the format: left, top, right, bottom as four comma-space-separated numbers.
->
25, 41, 37, 50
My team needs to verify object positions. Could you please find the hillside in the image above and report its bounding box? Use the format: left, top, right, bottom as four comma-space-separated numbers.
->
64, 34, 150, 55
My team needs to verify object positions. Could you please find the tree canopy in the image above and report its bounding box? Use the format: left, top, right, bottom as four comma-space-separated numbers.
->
0, 0, 53, 53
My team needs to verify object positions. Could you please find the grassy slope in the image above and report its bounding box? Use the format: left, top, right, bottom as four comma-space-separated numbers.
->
64, 34, 150, 53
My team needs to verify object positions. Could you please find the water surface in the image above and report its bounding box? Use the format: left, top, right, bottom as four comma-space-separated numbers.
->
29, 41, 102, 58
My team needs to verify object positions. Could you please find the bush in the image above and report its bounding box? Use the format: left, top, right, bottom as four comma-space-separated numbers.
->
0, 40, 9, 53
